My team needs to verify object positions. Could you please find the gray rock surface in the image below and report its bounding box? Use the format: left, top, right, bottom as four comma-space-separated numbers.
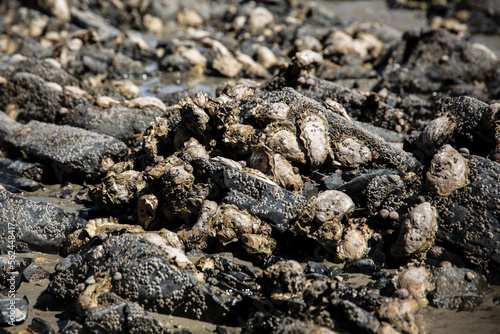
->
0, 113, 127, 181
0, 188, 87, 253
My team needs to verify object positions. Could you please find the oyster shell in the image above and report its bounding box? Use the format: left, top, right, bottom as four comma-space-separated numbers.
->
297, 111, 330, 167
264, 122, 306, 164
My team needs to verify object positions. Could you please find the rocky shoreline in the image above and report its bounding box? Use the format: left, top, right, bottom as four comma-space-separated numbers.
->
1, 0, 500, 333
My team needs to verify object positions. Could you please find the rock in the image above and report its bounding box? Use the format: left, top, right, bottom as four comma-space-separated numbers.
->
429, 266, 490, 311
0, 113, 127, 181
212, 54, 243, 78
0, 172, 41, 192
22, 266, 50, 283
393, 266, 433, 306
0, 158, 49, 183
39, 233, 210, 320
0, 297, 29, 326
31, 317, 55, 334
426, 145, 469, 197
417, 96, 495, 157
191, 158, 307, 229
391, 202, 438, 260
84, 301, 164, 334
333, 299, 380, 334
378, 29, 499, 98
0, 188, 86, 253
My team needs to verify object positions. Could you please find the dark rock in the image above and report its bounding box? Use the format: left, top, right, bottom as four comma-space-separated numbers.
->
0, 112, 128, 181
31, 317, 55, 334
377, 29, 499, 98
39, 233, 209, 320
22, 266, 50, 283
429, 266, 490, 311
0, 158, 49, 183
322, 173, 343, 190
191, 158, 307, 229
84, 301, 164, 334
333, 299, 380, 334
434, 156, 500, 271
0, 188, 87, 253
55, 254, 82, 273
344, 259, 380, 276
0, 298, 29, 326
0, 172, 41, 192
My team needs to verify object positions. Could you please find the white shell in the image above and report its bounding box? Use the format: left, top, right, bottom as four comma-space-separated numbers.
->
297, 112, 330, 167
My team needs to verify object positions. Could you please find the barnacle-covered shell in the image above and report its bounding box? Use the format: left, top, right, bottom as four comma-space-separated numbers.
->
394, 266, 434, 306
258, 260, 306, 300
391, 202, 438, 260
335, 137, 372, 167
211, 204, 263, 244
241, 234, 276, 254
223, 124, 255, 148
264, 122, 306, 164
426, 144, 469, 197
179, 97, 210, 135
304, 190, 355, 223
162, 165, 195, 193
182, 137, 210, 159
210, 156, 243, 170
177, 200, 218, 251
241, 167, 278, 186
253, 102, 289, 124
88, 170, 146, 209
142, 117, 170, 159
297, 111, 330, 167
335, 223, 372, 262
137, 194, 159, 230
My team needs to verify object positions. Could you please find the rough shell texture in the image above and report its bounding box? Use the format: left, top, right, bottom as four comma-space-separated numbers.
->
391, 202, 438, 260
334, 223, 372, 262
335, 137, 373, 167
264, 123, 306, 164
394, 266, 434, 306
258, 260, 306, 300
89, 171, 147, 209
297, 111, 330, 167
426, 144, 469, 196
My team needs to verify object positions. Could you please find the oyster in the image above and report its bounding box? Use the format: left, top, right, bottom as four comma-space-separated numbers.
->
264, 122, 306, 164
297, 110, 330, 168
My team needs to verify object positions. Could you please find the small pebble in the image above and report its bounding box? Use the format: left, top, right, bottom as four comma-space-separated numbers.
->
113, 272, 123, 281
371, 232, 382, 243
397, 288, 410, 299
305, 78, 315, 86
297, 76, 306, 84
379, 209, 390, 219
465, 271, 474, 282
389, 211, 399, 221
76, 283, 86, 291
85, 276, 96, 285
334, 275, 343, 282
315, 211, 327, 223
458, 147, 469, 154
